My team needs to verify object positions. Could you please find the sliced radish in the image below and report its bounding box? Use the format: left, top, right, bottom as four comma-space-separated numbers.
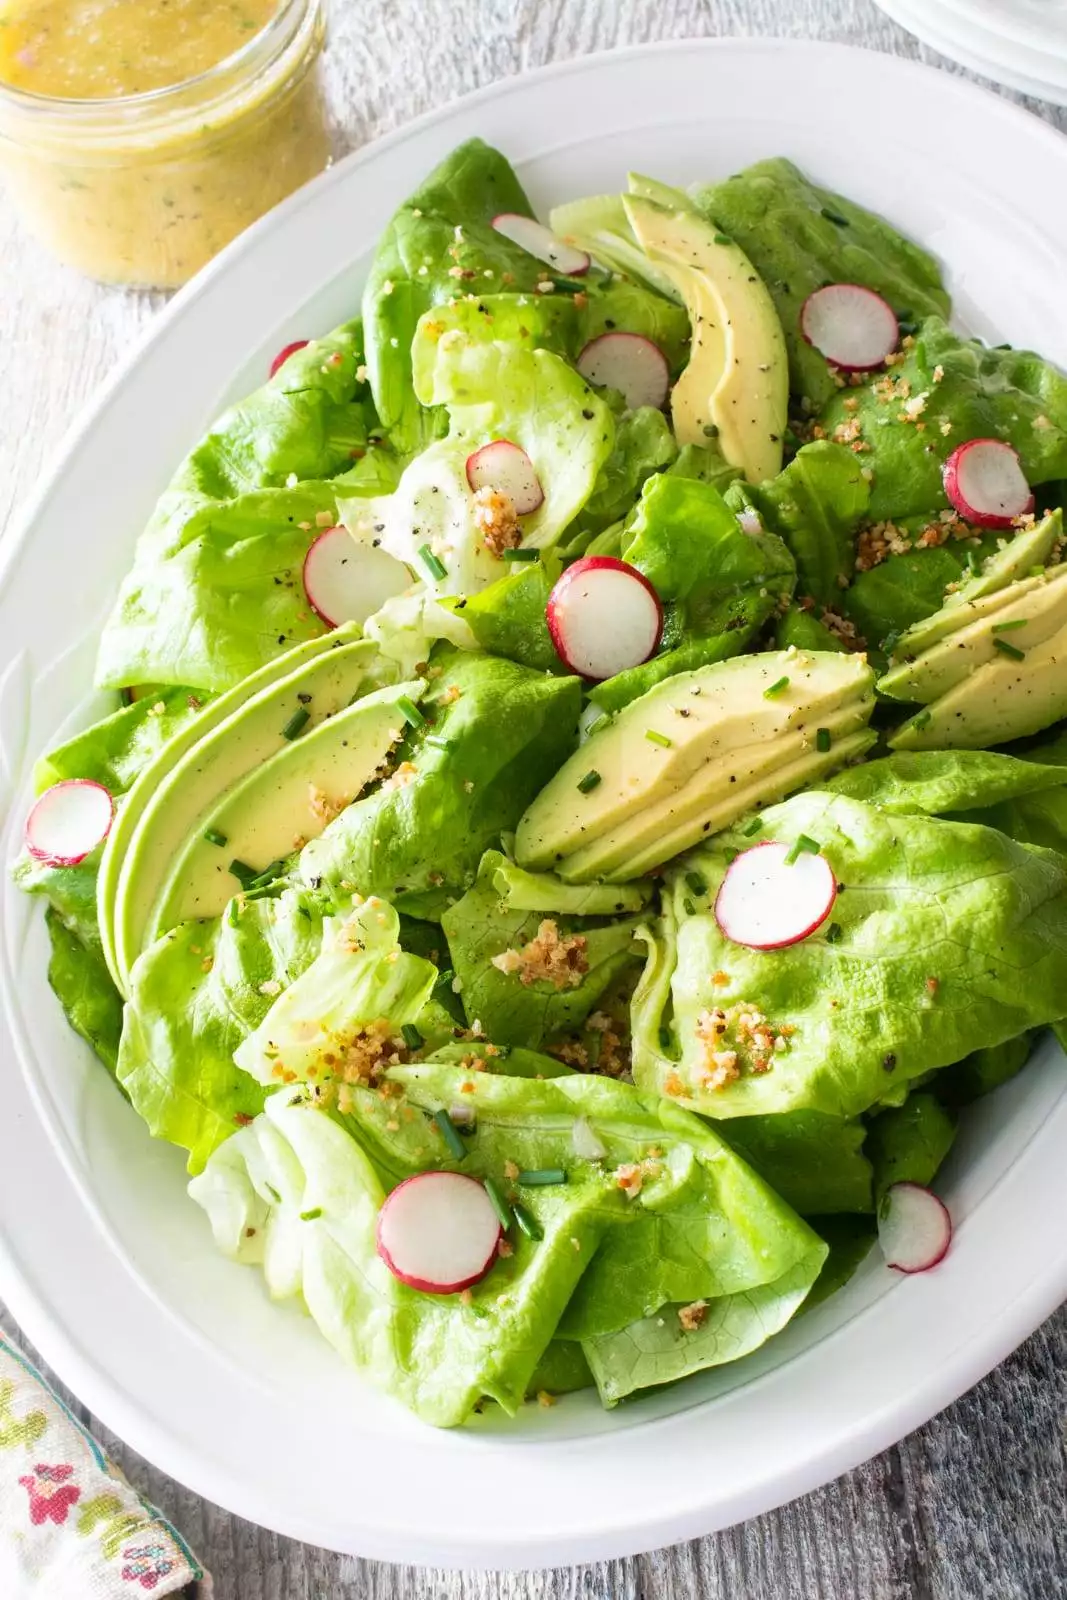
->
466, 440, 544, 515
269, 339, 309, 379
878, 1182, 952, 1273
491, 213, 590, 277
302, 525, 409, 628
25, 779, 113, 868
799, 284, 899, 371
546, 556, 663, 681
943, 438, 1035, 529
714, 840, 836, 950
577, 332, 670, 412
376, 1171, 502, 1295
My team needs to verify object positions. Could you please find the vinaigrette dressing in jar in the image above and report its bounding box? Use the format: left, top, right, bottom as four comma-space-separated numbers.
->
0, 0, 330, 287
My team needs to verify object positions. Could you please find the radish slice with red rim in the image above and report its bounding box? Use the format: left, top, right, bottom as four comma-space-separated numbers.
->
25, 779, 113, 868
302, 526, 409, 628
799, 284, 899, 371
877, 1182, 952, 1273
465, 440, 544, 515
714, 840, 837, 950
491, 213, 590, 276
376, 1171, 502, 1294
269, 339, 309, 379
576, 333, 670, 411
546, 556, 663, 680
942, 438, 1034, 529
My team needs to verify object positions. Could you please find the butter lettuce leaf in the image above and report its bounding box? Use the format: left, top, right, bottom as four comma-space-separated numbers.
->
439, 851, 642, 1048
721, 1111, 873, 1216
727, 441, 869, 606
691, 157, 948, 408
299, 651, 581, 909
44, 908, 124, 1078
633, 791, 1067, 1120
827, 748, 1067, 817
821, 318, 1067, 523
118, 885, 331, 1172
865, 1092, 956, 1200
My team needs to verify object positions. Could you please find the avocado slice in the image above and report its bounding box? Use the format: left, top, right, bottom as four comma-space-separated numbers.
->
110, 636, 380, 987
97, 627, 366, 990
880, 563, 1067, 703
886, 509, 1063, 664
515, 650, 875, 881
565, 721, 876, 882
890, 619, 1067, 750
148, 678, 424, 939
623, 187, 788, 485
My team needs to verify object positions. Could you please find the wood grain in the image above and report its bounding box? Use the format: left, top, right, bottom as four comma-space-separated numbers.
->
1, 1, 1065, 1593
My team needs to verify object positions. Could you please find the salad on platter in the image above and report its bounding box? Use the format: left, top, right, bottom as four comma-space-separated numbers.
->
14, 138, 1067, 1428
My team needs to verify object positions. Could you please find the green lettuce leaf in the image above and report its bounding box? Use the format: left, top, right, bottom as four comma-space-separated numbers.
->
439, 851, 642, 1048
726, 441, 869, 605
936, 1033, 1034, 1106
235, 899, 437, 1086
802, 1215, 877, 1311
44, 908, 124, 1077
721, 1112, 873, 1216
633, 790, 1067, 1119
298, 651, 581, 909
96, 322, 383, 692
826, 748, 1067, 817
820, 318, 1067, 522
439, 557, 562, 674
865, 1092, 956, 1199
588, 473, 796, 713
118, 884, 331, 1171
691, 157, 948, 408
189, 1089, 609, 1427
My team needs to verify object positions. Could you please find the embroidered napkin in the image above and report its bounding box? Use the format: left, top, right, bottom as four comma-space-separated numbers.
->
0, 1333, 210, 1598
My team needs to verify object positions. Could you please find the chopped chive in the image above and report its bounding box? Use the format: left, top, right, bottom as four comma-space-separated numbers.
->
483, 1176, 513, 1230
512, 1201, 543, 1241
713, 233, 732, 246
741, 816, 764, 836
397, 695, 425, 727
587, 714, 611, 737
821, 207, 849, 226
785, 834, 821, 865
683, 896, 696, 916
658, 1024, 672, 1050
502, 548, 539, 562
685, 870, 707, 896
433, 1108, 467, 1160
281, 707, 310, 740
991, 619, 1028, 633
826, 922, 843, 944
816, 728, 832, 753
966, 550, 982, 575
229, 858, 258, 887
763, 676, 790, 699
203, 826, 228, 848
913, 709, 932, 731
517, 1167, 567, 1186
300, 1207, 323, 1221
418, 543, 447, 580
993, 637, 1026, 661
645, 729, 672, 747
401, 1023, 423, 1051
425, 734, 454, 750
577, 769, 602, 793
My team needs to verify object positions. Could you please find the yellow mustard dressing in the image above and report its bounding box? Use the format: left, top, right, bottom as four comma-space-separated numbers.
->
0, 0, 329, 286
0, 0, 281, 99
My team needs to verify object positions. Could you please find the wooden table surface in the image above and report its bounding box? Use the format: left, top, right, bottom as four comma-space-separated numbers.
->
1, 1, 1065, 1594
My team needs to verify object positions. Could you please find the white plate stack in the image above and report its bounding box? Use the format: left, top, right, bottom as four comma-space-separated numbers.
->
877, 0, 1067, 105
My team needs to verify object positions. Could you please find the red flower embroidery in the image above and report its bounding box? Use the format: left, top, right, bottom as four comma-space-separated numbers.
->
18, 1462, 81, 1525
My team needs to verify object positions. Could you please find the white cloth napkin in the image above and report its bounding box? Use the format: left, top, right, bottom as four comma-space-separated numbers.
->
0, 1333, 209, 1598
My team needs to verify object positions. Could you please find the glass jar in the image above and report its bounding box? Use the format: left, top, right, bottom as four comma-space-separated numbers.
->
0, 0, 330, 288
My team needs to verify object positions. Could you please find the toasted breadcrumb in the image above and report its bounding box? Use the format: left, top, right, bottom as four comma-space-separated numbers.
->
472, 486, 522, 557
537, 1390, 556, 1408
615, 1163, 644, 1197
491, 919, 589, 989
381, 760, 418, 793
678, 1300, 709, 1333
258, 979, 283, 998
308, 783, 343, 826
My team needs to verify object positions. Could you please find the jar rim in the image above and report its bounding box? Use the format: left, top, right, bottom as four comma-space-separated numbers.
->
0, 0, 314, 119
